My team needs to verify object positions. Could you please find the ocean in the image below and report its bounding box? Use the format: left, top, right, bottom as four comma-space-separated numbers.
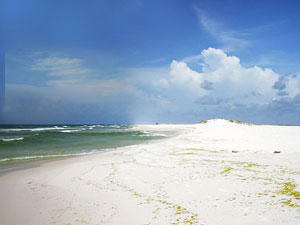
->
0, 124, 166, 171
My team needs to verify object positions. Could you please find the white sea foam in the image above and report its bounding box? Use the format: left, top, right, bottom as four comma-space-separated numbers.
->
108, 125, 121, 128
138, 131, 168, 137
1, 137, 24, 142
2, 127, 66, 132
60, 129, 83, 133
1, 126, 94, 133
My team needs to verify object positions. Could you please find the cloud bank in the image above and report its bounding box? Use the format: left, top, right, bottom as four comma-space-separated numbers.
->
3, 48, 300, 124
156, 48, 300, 124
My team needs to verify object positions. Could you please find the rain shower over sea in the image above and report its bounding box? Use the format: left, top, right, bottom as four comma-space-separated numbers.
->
0, 125, 166, 170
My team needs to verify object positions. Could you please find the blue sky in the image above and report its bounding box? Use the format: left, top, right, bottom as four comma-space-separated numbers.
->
1, 0, 300, 124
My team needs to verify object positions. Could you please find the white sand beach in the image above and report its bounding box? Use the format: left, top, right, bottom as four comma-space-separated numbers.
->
0, 119, 300, 225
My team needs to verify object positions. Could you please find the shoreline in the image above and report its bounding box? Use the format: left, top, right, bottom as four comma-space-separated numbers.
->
0, 125, 177, 176
1, 122, 300, 225
0, 145, 137, 176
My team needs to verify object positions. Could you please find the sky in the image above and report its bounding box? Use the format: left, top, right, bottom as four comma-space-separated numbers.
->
1, 0, 300, 124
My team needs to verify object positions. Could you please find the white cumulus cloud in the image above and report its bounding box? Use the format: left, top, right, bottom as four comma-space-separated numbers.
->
165, 48, 300, 105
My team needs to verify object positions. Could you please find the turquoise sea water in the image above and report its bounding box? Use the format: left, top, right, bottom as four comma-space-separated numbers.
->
0, 125, 166, 170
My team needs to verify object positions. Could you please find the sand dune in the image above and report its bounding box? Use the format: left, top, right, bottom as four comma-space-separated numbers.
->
1, 120, 300, 224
